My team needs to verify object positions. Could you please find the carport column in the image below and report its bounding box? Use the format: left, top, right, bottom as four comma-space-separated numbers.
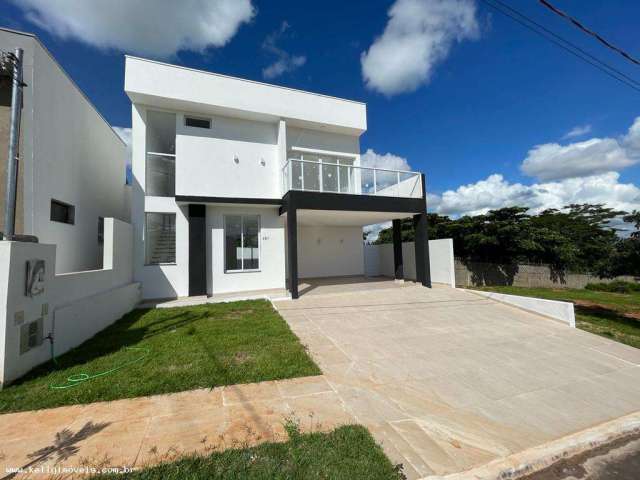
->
413, 213, 432, 288
392, 219, 403, 280
287, 206, 299, 299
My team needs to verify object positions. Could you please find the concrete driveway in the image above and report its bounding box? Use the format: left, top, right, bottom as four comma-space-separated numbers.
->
274, 284, 640, 480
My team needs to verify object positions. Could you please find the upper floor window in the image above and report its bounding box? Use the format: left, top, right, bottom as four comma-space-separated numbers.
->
146, 110, 176, 197
185, 116, 211, 129
50, 199, 75, 225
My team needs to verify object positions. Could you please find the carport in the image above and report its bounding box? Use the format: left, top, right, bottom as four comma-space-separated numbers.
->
279, 187, 432, 299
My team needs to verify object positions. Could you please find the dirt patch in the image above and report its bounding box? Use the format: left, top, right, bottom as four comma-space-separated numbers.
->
573, 300, 640, 321
574, 300, 612, 310
231, 352, 254, 365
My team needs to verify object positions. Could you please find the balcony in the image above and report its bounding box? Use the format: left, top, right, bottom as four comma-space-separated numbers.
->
282, 158, 422, 198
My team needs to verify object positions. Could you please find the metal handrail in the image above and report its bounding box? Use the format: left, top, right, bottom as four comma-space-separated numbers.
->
147, 151, 176, 157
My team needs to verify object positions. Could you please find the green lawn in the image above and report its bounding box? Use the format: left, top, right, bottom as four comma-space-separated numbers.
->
91, 424, 405, 480
0, 300, 320, 413
473, 286, 640, 348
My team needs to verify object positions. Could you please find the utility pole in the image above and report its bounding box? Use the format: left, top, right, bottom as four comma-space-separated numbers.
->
2, 48, 24, 240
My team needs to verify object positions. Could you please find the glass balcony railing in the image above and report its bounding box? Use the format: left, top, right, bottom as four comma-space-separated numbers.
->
282, 158, 422, 198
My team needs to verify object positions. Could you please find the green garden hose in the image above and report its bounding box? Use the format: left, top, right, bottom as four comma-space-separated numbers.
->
49, 347, 150, 390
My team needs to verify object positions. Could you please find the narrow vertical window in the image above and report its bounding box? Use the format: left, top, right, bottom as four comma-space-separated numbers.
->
146, 110, 176, 197
224, 215, 260, 272
145, 213, 176, 264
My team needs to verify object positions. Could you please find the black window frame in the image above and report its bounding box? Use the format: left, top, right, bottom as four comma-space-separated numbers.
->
50, 199, 75, 225
184, 116, 212, 129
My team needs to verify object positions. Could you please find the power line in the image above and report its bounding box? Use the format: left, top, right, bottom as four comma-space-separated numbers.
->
539, 0, 640, 66
479, 0, 640, 94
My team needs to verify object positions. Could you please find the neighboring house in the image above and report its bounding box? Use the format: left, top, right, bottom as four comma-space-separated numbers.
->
125, 56, 430, 300
0, 28, 130, 273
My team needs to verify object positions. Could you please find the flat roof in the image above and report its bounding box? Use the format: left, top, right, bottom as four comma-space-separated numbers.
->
125, 55, 367, 135
124, 55, 365, 106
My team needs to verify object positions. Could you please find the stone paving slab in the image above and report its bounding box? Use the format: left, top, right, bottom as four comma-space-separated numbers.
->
274, 284, 640, 479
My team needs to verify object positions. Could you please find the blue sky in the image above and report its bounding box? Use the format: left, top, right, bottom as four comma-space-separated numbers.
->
2, 0, 639, 217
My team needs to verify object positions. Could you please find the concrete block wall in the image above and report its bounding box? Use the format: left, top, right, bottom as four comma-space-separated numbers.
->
0, 218, 140, 387
455, 260, 637, 289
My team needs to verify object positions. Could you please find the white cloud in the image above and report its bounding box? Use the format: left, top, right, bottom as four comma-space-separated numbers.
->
521, 117, 640, 181
14, 0, 255, 57
360, 148, 413, 171
364, 221, 392, 243
361, 149, 414, 242
361, 0, 479, 96
563, 124, 592, 139
626, 116, 640, 152
431, 172, 640, 218
262, 21, 306, 79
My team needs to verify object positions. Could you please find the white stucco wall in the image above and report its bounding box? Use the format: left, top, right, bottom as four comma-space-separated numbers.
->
0, 29, 129, 274
176, 113, 280, 199
207, 206, 285, 294
0, 218, 140, 387
364, 239, 456, 287
428, 239, 456, 287
298, 226, 364, 278
468, 290, 576, 327
125, 56, 367, 135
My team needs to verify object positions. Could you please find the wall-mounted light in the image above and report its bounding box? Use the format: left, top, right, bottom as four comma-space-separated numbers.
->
233, 155, 239, 164
260, 158, 266, 166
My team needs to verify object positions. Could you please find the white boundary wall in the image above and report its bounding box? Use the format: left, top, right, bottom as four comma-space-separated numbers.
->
0, 219, 140, 387
364, 239, 456, 287
468, 290, 576, 327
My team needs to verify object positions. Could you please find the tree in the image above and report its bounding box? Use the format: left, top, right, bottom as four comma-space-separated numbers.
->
371, 204, 634, 275
608, 211, 640, 276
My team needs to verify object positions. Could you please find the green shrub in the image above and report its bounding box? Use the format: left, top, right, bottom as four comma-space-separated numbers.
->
585, 281, 640, 294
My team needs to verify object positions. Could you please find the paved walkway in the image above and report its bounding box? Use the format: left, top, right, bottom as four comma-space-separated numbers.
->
1, 284, 639, 479
0, 376, 352, 478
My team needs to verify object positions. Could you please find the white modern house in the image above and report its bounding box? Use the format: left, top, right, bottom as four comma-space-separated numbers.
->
125, 56, 431, 300
0, 28, 130, 273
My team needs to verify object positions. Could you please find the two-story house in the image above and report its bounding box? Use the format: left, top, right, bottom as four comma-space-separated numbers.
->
125, 56, 431, 300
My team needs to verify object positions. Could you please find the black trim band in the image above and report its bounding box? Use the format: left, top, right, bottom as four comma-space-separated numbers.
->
280, 191, 424, 215
176, 195, 282, 205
